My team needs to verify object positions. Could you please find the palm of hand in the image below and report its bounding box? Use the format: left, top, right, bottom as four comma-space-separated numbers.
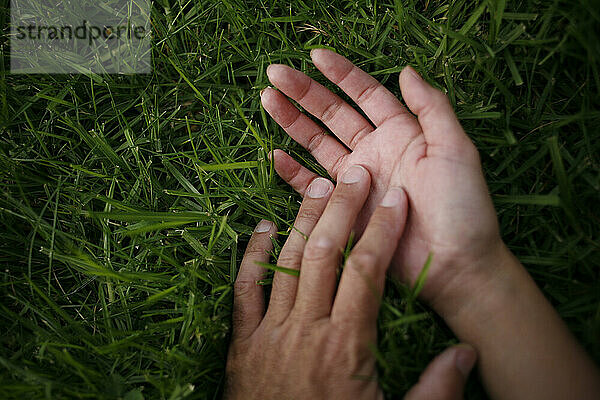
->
263, 49, 500, 301
339, 120, 498, 297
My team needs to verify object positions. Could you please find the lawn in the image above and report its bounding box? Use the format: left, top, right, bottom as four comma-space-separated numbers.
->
1, 0, 599, 398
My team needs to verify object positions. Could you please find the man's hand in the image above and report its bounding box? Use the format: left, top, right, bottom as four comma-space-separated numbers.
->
225, 169, 477, 399
261, 49, 502, 307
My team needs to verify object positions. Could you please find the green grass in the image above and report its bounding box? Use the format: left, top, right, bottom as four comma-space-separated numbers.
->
1, 0, 600, 398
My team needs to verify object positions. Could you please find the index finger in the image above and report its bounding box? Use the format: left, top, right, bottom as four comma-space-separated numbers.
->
330, 187, 408, 332
311, 48, 415, 128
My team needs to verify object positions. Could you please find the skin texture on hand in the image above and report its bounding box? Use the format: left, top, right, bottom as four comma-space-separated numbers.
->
259, 49, 600, 399
225, 169, 476, 400
261, 48, 502, 307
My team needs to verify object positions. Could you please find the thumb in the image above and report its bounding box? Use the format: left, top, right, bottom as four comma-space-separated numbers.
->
404, 344, 477, 400
398, 66, 476, 159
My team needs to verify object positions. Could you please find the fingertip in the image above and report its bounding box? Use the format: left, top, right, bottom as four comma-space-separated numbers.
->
379, 186, 407, 208
362, 187, 407, 253
270, 149, 295, 177
255, 219, 276, 234
310, 47, 333, 61
260, 85, 273, 97
266, 64, 291, 85
399, 66, 471, 153
267, 148, 282, 162
306, 177, 334, 199
260, 88, 295, 124
400, 65, 422, 83
454, 344, 477, 379
265, 64, 277, 80
271, 148, 286, 159
260, 86, 277, 104
399, 66, 429, 104
310, 48, 353, 82
404, 343, 474, 400
269, 149, 288, 173
340, 164, 370, 185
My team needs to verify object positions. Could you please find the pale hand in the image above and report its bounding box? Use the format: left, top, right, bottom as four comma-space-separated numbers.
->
261, 49, 502, 305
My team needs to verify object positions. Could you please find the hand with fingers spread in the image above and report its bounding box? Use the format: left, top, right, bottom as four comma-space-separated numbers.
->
261, 48, 500, 307
225, 168, 476, 400
258, 49, 600, 400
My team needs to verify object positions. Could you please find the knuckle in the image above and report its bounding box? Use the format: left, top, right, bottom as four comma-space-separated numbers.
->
302, 237, 336, 263
281, 108, 301, 129
286, 159, 304, 182
368, 211, 395, 231
306, 130, 327, 153
243, 245, 268, 259
233, 279, 256, 298
355, 81, 380, 104
320, 99, 343, 123
328, 190, 357, 207
348, 124, 372, 149
296, 77, 312, 102
231, 308, 251, 337
277, 247, 304, 268
231, 312, 246, 333
226, 341, 246, 365
346, 251, 379, 274
297, 204, 324, 225
329, 153, 348, 179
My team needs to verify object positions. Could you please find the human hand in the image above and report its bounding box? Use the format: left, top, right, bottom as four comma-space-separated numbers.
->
225, 167, 477, 399
261, 49, 503, 308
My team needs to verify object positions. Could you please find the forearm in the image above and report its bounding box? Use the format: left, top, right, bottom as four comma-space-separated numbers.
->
435, 243, 600, 400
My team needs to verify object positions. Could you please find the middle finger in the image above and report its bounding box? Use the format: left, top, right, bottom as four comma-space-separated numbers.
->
266, 64, 374, 150
292, 165, 371, 321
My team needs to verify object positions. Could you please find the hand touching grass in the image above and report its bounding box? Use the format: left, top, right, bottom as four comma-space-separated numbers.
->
261, 49, 501, 307
260, 49, 600, 400
225, 168, 476, 400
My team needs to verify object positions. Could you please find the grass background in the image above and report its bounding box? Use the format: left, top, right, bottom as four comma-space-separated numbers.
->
1, 0, 600, 398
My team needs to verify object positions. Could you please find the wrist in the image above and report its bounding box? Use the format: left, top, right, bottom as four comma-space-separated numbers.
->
428, 240, 522, 328
429, 242, 600, 400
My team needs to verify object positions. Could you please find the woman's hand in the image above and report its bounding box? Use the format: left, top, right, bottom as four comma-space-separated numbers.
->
261, 49, 502, 309
225, 167, 477, 399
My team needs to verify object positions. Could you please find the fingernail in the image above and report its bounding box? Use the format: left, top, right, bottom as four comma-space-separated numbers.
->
406, 66, 422, 81
380, 187, 405, 207
307, 177, 333, 198
454, 345, 477, 378
341, 165, 367, 184
255, 220, 273, 233
260, 86, 272, 97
